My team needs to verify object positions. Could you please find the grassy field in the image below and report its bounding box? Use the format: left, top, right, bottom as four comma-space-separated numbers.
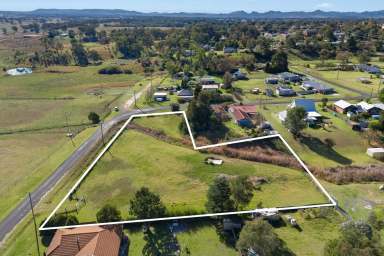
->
52, 115, 328, 225
258, 103, 383, 220
0, 127, 97, 221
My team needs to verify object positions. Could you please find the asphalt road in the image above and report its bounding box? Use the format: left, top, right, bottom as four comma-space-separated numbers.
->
0, 107, 166, 243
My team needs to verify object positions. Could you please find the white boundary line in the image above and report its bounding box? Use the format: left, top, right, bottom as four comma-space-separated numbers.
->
40, 111, 337, 231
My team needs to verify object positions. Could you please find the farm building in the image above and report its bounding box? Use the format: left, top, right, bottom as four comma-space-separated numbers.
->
228, 105, 257, 127
301, 81, 335, 94
177, 89, 194, 100
367, 148, 384, 160
153, 92, 168, 102
45, 226, 122, 256
6, 67, 32, 76
279, 72, 301, 83
333, 100, 356, 114
356, 101, 384, 116
276, 86, 296, 97
265, 76, 279, 84
357, 77, 372, 84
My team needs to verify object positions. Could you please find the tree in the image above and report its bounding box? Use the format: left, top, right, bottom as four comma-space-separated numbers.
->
265, 51, 288, 74
130, 187, 166, 219
321, 97, 329, 108
88, 112, 100, 124
336, 51, 352, 64
379, 88, 384, 103
324, 221, 383, 256
206, 176, 235, 213
237, 220, 291, 256
230, 175, 254, 209
324, 138, 336, 148
284, 107, 307, 138
96, 204, 122, 223
71, 40, 88, 66
358, 51, 371, 64
185, 91, 220, 134
88, 50, 102, 63
223, 71, 233, 89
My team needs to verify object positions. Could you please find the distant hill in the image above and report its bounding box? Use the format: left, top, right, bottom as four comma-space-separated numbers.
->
1, 9, 384, 19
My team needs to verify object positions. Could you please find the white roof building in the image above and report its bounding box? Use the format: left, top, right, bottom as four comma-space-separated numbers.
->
6, 67, 32, 76
202, 84, 220, 90
334, 100, 352, 110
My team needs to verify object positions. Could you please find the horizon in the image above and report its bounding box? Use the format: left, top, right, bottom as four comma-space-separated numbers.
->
0, 0, 383, 13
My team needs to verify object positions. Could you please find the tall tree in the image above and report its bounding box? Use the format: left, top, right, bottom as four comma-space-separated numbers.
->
237, 220, 291, 256
284, 107, 307, 138
130, 187, 166, 219
230, 176, 254, 209
96, 204, 122, 223
71, 40, 88, 66
206, 176, 235, 213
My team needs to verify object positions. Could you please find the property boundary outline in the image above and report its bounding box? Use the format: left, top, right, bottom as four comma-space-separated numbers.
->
40, 111, 337, 231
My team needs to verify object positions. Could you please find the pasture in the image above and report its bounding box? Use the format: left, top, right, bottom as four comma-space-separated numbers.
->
52, 115, 328, 225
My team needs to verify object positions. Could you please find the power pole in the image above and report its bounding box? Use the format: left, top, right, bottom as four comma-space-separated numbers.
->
65, 112, 75, 147
100, 121, 105, 146
29, 193, 41, 256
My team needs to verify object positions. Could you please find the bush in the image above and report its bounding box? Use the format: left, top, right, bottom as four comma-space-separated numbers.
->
171, 103, 180, 112
99, 66, 123, 75
88, 112, 100, 124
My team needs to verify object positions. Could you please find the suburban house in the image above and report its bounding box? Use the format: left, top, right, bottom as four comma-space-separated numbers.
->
153, 92, 168, 102
280, 99, 322, 124
356, 64, 382, 74
356, 101, 384, 116
232, 70, 247, 80
228, 105, 257, 127
200, 77, 217, 85
276, 86, 296, 97
265, 76, 279, 84
333, 100, 356, 114
279, 72, 301, 83
223, 46, 237, 54
45, 226, 123, 256
301, 81, 335, 94
177, 89, 194, 100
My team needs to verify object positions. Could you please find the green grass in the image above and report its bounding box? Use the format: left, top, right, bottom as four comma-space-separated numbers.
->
259, 105, 379, 168
275, 211, 343, 256
53, 115, 328, 224
133, 115, 185, 139
126, 222, 237, 256
0, 127, 97, 221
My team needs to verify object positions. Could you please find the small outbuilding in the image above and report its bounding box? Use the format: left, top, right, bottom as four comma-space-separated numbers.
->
153, 92, 168, 102
367, 148, 384, 160
6, 67, 32, 76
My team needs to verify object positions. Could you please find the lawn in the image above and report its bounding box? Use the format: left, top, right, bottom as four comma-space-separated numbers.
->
0, 126, 96, 221
52, 115, 328, 225
259, 105, 379, 168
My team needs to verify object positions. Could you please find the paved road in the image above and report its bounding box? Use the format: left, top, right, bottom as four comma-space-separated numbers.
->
0, 106, 166, 243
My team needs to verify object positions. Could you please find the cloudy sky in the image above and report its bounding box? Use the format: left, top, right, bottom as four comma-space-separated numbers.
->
0, 0, 383, 12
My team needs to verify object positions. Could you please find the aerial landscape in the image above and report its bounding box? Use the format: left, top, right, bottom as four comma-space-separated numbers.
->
0, 0, 384, 255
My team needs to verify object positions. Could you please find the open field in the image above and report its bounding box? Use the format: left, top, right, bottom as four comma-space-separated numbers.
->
258, 104, 383, 220
0, 127, 96, 222
48, 114, 328, 225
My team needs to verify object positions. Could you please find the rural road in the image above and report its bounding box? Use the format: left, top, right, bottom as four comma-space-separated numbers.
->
0, 106, 167, 243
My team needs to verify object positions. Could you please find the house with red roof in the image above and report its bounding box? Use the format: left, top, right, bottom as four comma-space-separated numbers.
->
45, 226, 122, 256
228, 105, 257, 127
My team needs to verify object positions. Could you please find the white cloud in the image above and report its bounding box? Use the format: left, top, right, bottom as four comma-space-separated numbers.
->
315, 2, 334, 10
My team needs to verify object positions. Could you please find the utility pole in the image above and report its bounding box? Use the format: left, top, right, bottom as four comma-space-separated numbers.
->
29, 193, 41, 256
100, 121, 105, 146
65, 112, 75, 147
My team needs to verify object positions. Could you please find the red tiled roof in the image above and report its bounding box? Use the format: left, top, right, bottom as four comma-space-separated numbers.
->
46, 226, 121, 256
229, 105, 256, 121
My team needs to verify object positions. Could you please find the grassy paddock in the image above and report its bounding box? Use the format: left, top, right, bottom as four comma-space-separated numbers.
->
0, 127, 96, 221
52, 115, 328, 224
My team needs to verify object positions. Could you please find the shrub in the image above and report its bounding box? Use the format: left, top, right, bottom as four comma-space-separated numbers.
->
99, 66, 123, 75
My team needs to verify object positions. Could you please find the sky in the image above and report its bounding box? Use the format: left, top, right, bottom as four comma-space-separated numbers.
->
0, 0, 383, 13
